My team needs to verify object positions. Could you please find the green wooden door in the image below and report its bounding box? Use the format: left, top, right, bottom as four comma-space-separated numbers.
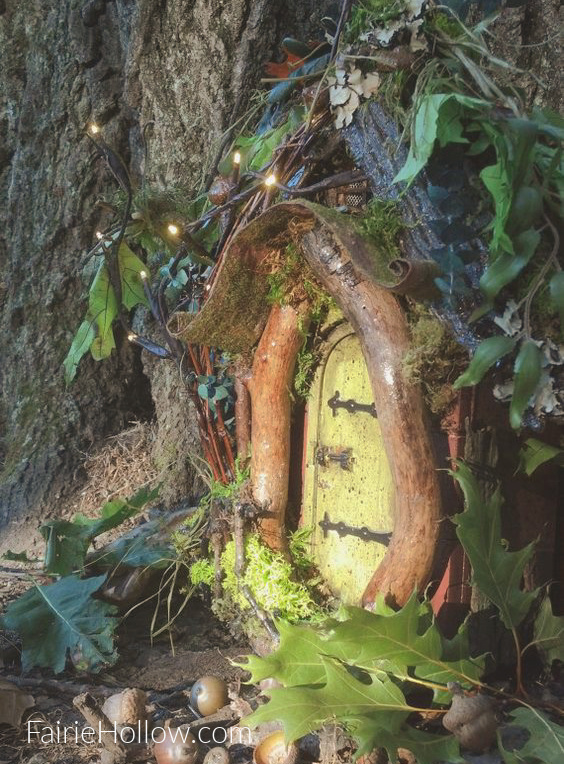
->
302, 324, 394, 605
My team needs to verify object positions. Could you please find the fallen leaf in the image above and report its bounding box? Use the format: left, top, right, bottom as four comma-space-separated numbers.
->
493, 300, 522, 337
0, 679, 35, 728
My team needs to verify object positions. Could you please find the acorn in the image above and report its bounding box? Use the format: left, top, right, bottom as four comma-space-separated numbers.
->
190, 676, 228, 716
443, 683, 497, 753
101, 688, 147, 728
154, 723, 200, 764
253, 731, 298, 764
208, 176, 235, 206
203, 747, 230, 764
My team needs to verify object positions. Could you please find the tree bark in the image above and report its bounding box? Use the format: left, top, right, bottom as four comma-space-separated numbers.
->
0, 0, 331, 548
248, 302, 310, 552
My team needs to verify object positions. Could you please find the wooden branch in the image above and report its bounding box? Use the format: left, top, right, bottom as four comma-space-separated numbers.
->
234, 363, 252, 463
248, 302, 310, 551
73, 692, 151, 763
299, 225, 442, 607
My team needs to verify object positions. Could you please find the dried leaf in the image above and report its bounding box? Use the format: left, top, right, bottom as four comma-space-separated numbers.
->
0, 679, 34, 728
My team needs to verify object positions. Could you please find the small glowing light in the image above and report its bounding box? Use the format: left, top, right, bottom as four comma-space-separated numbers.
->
264, 173, 277, 188
140, 270, 148, 280
233, 151, 241, 165
89, 123, 100, 135
205, 284, 211, 291
128, 333, 136, 342
95, 231, 104, 240
167, 223, 179, 236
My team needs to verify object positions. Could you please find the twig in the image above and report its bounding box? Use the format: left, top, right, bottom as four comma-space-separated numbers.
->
3, 675, 122, 697
306, 0, 353, 126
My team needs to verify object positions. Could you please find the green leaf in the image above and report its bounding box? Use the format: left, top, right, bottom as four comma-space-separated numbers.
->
0, 575, 118, 674
2, 550, 37, 563
375, 727, 463, 764
63, 318, 96, 384
198, 383, 209, 399
480, 158, 513, 253
479, 229, 540, 301
549, 272, 564, 336
510, 340, 542, 430
40, 486, 159, 575
453, 336, 516, 389
527, 595, 564, 665
118, 242, 149, 309
416, 622, 485, 704
499, 707, 564, 764
506, 186, 543, 236
394, 95, 450, 184
89, 262, 117, 360
517, 438, 564, 476
240, 619, 333, 686
243, 658, 410, 742
451, 461, 537, 631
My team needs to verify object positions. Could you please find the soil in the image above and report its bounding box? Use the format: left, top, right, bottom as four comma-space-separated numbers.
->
0, 595, 251, 764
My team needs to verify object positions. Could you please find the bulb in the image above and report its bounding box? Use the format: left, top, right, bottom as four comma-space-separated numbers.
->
89, 123, 100, 135
128, 333, 136, 342
264, 173, 276, 188
140, 270, 148, 280
233, 151, 241, 165
167, 223, 179, 236
95, 231, 104, 240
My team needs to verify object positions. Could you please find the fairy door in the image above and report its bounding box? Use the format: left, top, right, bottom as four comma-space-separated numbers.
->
301, 323, 394, 605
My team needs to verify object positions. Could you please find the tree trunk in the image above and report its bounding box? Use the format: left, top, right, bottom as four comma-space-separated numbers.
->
0, 0, 330, 551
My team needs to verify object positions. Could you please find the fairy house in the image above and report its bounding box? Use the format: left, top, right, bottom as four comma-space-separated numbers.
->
169, 103, 564, 626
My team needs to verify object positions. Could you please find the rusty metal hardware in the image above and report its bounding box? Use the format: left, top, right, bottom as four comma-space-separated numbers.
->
315, 446, 353, 470
327, 391, 377, 418
318, 512, 392, 545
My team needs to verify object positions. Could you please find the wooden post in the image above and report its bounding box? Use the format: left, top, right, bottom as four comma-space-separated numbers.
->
248, 302, 309, 551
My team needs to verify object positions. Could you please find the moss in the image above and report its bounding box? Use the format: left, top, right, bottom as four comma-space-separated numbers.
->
220, 534, 322, 622
403, 304, 468, 415
425, 10, 464, 39
345, 0, 406, 41
189, 558, 215, 586
358, 199, 404, 260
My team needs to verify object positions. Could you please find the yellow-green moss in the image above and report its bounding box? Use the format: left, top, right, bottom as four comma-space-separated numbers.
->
403, 305, 468, 415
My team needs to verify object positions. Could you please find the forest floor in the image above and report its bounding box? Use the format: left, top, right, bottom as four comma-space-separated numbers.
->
0, 596, 252, 764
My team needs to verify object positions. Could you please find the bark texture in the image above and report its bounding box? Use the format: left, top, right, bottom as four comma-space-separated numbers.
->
0, 0, 330, 549
248, 302, 310, 552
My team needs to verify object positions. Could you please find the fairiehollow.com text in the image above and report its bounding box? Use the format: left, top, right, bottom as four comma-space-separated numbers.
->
27, 719, 253, 746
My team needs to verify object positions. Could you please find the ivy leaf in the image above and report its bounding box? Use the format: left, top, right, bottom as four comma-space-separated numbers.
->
63, 318, 96, 384
451, 460, 537, 631
118, 242, 150, 309
499, 707, 564, 764
198, 383, 209, 399
517, 438, 564, 476
510, 340, 542, 430
243, 658, 409, 742
89, 262, 117, 360
0, 575, 118, 674
549, 272, 564, 336
526, 595, 564, 665
453, 336, 516, 389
